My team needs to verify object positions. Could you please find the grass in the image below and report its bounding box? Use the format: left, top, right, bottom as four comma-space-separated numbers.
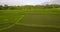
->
0, 8, 60, 32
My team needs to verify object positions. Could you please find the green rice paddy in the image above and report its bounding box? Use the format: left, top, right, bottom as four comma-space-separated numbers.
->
0, 8, 60, 32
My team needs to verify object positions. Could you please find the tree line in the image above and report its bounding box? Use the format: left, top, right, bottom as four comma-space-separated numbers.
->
0, 4, 60, 10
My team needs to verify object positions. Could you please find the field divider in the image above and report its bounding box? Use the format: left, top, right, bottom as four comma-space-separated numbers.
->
15, 15, 25, 24
16, 23, 60, 29
0, 15, 25, 31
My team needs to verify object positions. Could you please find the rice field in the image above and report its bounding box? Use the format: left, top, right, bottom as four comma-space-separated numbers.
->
0, 8, 60, 32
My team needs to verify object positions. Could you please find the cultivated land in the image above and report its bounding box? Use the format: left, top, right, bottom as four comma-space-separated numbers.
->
0, 8, 60, 32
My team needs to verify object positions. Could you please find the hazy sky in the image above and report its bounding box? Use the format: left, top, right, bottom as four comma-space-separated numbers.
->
22, 0, 50, 5
0, 0, 55, 6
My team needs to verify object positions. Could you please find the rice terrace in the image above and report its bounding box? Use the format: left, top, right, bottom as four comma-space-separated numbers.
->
0, 0, 60, 32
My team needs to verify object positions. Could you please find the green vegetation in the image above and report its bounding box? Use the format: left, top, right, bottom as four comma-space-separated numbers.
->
0, 4, 60, 10
0, 5, 60, 32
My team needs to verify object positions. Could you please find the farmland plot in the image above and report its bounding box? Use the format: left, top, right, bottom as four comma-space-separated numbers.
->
0, 8, 60, 32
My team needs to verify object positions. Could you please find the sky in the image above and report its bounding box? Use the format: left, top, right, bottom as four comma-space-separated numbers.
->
0, 0, 58, 6
22, 0, 50, 5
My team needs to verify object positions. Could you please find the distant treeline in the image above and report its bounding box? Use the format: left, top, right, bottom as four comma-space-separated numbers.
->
0, 4, 60, 10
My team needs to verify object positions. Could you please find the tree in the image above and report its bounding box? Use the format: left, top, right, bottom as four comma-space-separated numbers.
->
0, 5, 3, 10
4, 4, 9, 10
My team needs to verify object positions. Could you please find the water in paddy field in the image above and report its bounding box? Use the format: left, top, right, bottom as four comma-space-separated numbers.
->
20, 15, 60, 26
